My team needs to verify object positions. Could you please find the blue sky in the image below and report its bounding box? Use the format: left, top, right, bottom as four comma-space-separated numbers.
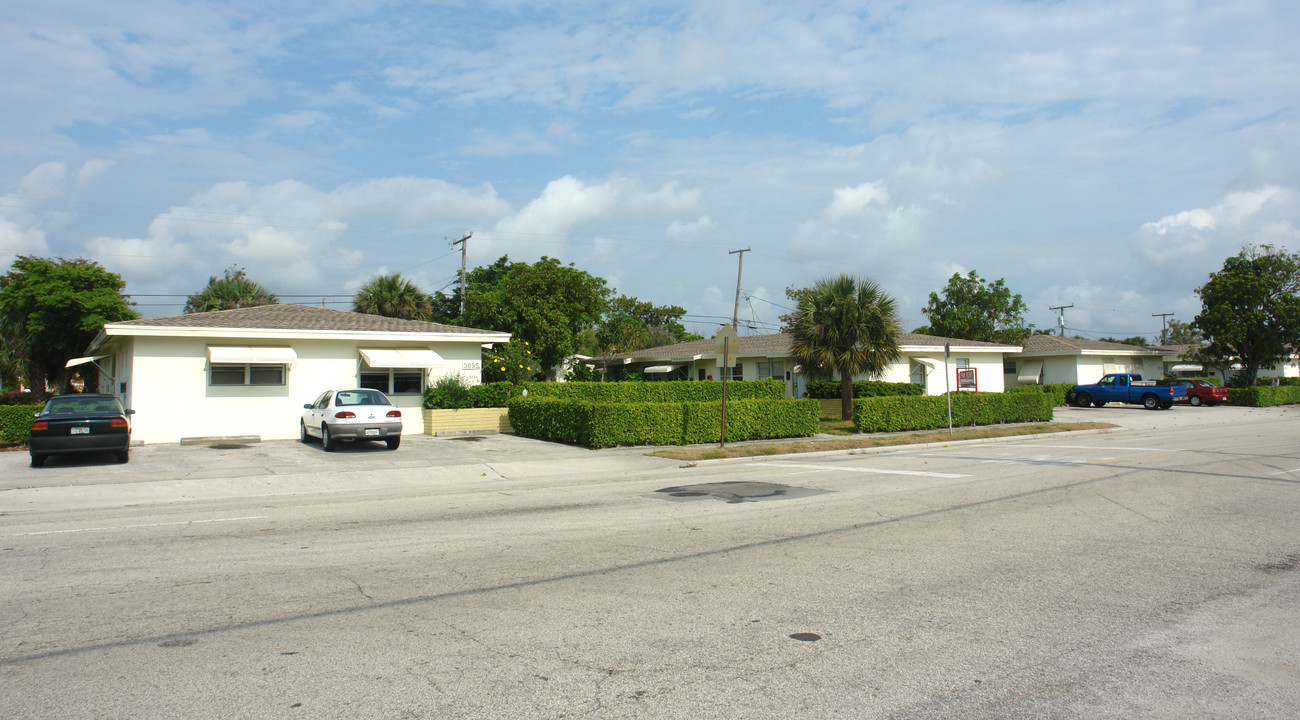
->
2, 1, 1297, 340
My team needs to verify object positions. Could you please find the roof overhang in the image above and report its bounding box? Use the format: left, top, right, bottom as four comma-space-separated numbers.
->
95, 324, 510, 346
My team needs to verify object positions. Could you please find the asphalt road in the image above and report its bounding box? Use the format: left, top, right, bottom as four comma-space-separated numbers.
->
2, 406, 1299, 718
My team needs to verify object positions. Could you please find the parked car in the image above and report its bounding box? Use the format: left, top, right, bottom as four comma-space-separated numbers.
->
1157, 378, 1230, 407
301, 388, 402, 451
1071, 373, 1185, 410
29, 394, 134, 467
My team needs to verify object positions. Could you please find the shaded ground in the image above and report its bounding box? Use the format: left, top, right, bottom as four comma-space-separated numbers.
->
647, 421, 1116, 461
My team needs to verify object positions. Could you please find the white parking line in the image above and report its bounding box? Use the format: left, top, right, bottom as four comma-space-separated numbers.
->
10, 515, 269, 537
995, 444, 1177, 452
767, 462, 969, 479
1270, 468, 1300, 476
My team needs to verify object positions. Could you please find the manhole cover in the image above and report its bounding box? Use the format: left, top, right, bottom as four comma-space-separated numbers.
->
789, 632, 822, 642
654, 481, 828, 503
158, 638, 198, 648
450, 436, 484, 442
209, 443, 248, 450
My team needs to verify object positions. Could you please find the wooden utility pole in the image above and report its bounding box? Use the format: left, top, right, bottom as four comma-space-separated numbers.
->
1152, 311, 1174, 343
1050, 303, 1074, 336
719, 247, 749, 448
451, 232, 472, 315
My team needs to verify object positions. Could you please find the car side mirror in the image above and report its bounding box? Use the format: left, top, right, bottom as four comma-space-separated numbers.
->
303, 403, 313, 409
125, 409, 136, 415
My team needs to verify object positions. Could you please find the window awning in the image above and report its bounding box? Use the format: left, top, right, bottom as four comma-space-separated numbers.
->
1017, 360, 1044, 384
913, 357, 939, 370
359, 348, 443, 368
642, 364, 679, 373
65, 355, 110, 368
1171, 364, 1203, 372
208, 346, 298, 364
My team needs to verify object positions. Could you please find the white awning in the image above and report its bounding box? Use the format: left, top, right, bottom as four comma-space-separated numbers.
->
208, 346, 298, 364
359, 348, 443, 368
1017, 360, 1044, 384
913, 357, 939, 370
65, 355, 109, 368
1171, 364, 1203, 372
642, 364, 678, 373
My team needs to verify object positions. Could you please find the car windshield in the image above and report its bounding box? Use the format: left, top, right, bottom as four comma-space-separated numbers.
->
335, 390, 391, 407
45, 396, 123, 415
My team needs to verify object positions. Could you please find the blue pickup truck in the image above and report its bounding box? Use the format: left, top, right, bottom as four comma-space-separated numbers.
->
1071, 373, 1185, 410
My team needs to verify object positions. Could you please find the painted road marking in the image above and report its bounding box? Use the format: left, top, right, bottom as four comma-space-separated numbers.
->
10, 515, 269, 537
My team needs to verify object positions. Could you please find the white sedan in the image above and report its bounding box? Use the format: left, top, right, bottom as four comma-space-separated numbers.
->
301, 388, 403, 451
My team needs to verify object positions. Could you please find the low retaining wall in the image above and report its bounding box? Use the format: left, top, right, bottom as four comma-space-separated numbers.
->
423, 407, 513, 435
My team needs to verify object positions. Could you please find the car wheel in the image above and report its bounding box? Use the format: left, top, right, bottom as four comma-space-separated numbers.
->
386, 436, 401, 451
1188, 395, 1202, 407
322, 424, 336, 452
1093, 401, 1106, 407
1142, 394, 1160, 410
1074, 392, 1092, 408
300, 421, 311, 443
30, 453, 45, 468
1160, 401, 1173, 410
116, 450, 130, 464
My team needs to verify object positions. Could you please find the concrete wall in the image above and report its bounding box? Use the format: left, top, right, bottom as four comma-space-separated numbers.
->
119, 336, 487, 444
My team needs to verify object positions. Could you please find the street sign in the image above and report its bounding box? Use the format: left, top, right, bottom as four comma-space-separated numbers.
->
716, 324, 738, 368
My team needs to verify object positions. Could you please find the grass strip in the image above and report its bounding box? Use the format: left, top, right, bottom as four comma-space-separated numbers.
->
647, 422, 1115, 461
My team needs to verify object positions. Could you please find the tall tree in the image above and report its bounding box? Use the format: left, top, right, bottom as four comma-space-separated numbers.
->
353, 273, 433, 321
433, 255, 611, 372
594, 295, 700, 355
1193, 244, 1300, 386
1159, 318, 1203, 346
788, 274, 902, 420
0, 256, 137, 397
185, 266, 278, 313
916, 270, 1030, 344
1098, 336, 1150, 346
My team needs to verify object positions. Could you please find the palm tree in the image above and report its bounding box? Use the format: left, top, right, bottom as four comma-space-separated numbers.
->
352, 273, 433, 321
788, 274, 902, 420
184, 266, 278, 313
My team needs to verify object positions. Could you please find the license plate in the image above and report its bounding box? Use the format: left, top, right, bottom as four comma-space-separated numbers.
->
71, 427, 89, 435
364, 428, 380, 437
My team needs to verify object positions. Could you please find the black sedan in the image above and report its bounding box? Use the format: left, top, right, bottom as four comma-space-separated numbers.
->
29, 394, 134, 467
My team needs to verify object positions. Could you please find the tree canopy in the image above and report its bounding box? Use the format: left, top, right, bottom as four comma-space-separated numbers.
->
787, 274, 902, 420
185, 265, 278, 313
433, 255, 612, 373
1192, 244, 1300, 386
0, 256, 137, 397
1098, 336, 1149, 346
1159, 318, 1202, 346
353, 273, 433, 321
916, 270, 1030, 345
593, 295, 699, 356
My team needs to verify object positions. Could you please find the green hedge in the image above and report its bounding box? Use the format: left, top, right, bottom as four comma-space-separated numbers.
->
0, 404, 41, 445
1006, 382, 1075, 406
1227, 385, 1300, 407
518, 379, 786, 403
508, 397, 819, 448
853, 392, 1054, 433
804, 379, 923, 399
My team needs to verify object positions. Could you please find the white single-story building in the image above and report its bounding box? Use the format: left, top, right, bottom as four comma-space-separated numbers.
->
603, 332, 1020, 397
78, 304, 509, 444
1008, 335, 1166, 387
1155, 343, 1300, 382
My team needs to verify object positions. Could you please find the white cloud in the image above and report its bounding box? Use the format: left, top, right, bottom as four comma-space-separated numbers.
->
0, 215, 49, 268
667, 215, 714, 238
493, 175, 701, 240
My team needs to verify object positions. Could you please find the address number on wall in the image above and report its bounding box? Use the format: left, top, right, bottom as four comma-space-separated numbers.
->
462, 362, 481, 370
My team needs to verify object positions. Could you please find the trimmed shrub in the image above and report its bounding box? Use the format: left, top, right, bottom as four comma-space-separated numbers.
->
519, 379, 785, 403
1227, 385, 1300, 407
853, 391, 1053, 433
804, 379, 923, 399
1007, 382, 1075, 406
0, 404, 41, 445
0, 390, 38, 406
508, 397, 819, 448
468, 382, 518, 408
423, 374, 473, 409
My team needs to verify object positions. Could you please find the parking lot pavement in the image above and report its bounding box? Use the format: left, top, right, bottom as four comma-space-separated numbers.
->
0, 432, 680, 514
1052, 400, 1300, 432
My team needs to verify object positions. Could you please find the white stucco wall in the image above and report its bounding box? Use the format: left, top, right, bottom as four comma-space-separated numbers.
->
877, 352, 1008, 395
117, 336, 489, 444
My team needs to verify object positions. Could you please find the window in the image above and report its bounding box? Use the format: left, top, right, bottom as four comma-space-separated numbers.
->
210, 363, 285, 386
1004, 360, 1017, 374
360, 365, 424, 394
728, 365, 743, 381
756, 361, 784, 380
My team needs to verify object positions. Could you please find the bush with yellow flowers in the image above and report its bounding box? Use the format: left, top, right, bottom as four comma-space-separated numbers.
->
483, 338, 539, 384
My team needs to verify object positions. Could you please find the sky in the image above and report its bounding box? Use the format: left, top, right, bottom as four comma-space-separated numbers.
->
2, 0, 1298, 341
